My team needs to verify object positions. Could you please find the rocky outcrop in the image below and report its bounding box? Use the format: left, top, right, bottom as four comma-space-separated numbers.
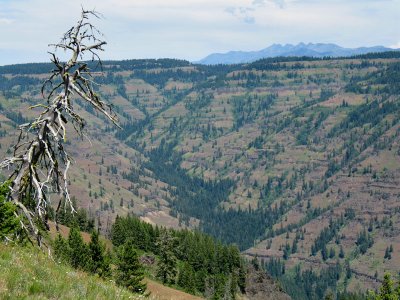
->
244, 265, 291, 300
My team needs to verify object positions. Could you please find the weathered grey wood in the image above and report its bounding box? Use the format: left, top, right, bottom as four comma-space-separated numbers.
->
0, 9, 119, 246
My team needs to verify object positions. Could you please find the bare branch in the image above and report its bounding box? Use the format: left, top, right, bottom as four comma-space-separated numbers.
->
0, 9, 119, 245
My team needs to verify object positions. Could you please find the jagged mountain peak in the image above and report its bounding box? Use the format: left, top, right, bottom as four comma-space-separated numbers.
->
196, 42, 398, 64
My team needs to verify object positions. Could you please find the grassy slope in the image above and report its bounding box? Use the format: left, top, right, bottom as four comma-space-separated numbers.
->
145, 280, 203, 300
0, 243, 203, 300
0, 243, 137, 300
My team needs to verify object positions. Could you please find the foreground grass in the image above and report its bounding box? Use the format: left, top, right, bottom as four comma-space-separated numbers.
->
0, 243, 141, 300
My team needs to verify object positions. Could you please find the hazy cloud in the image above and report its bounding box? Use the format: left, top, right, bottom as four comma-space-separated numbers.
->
252, 0, 286, 8
226, 0, 285, 24
252, 0, 267, 6
390, 42, 400, 49
0, 18, 13, 24
0, 0, 399, 65
273, 0, 286, 8
225, 6, 256, 23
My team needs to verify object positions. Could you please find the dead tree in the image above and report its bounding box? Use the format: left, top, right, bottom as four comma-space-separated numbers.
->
0, 9, 119, 245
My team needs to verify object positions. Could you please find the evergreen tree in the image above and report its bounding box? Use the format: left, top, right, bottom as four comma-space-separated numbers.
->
283, 243, 291, 260
0, 181, 20, 240
178, 262, 196, 294
356, 229, 374, 254
292, 238, 298, 254
339, 245, 345, 259
194, 269, 207, 293
88, 230, 110, 277
115, 239, 147, 294
53, 234, 70, 263
380, 273, 396, 299
156, 230, 177, 284
238, 260, 247, 294
55, 198, 94, 232
212, 273, 229, 300
384, 247, 391, 260
367, 273, 400, 300
68, 227, 89, 270
329, 247, 336, 259
111, 215, 126, 246
321, 244, 328, 261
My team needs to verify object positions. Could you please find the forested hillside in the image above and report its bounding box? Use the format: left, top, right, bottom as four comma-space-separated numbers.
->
1, 52, 400, 298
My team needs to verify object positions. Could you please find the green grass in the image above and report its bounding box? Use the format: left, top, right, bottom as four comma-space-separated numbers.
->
0, 243, 143, 300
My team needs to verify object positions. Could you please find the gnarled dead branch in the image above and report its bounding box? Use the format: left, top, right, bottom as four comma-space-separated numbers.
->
0, 9, 119, 246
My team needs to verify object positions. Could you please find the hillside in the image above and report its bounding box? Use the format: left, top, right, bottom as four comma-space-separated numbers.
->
1, 52, 400, 298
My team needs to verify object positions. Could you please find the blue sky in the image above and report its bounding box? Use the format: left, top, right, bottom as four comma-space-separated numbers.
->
0, 0, 399, 65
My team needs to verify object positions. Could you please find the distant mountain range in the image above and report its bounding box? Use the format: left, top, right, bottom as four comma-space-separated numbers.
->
196, 42, 399, 65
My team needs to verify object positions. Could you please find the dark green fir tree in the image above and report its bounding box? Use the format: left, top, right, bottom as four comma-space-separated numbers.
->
116, 238, 147, 294
53, 234, 70, 263
0, 181, 20, 240
156, 230, 177, 284
68, 227, 89, 270
178, 262, 196, 294
88, 230, 111, 277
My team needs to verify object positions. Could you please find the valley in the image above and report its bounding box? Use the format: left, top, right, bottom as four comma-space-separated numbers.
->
1, 52, 400, 298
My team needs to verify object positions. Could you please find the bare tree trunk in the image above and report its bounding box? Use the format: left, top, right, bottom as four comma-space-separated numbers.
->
0, 9, 119, 246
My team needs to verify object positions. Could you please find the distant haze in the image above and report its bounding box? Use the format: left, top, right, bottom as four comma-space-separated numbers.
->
196, 43, 400, 64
